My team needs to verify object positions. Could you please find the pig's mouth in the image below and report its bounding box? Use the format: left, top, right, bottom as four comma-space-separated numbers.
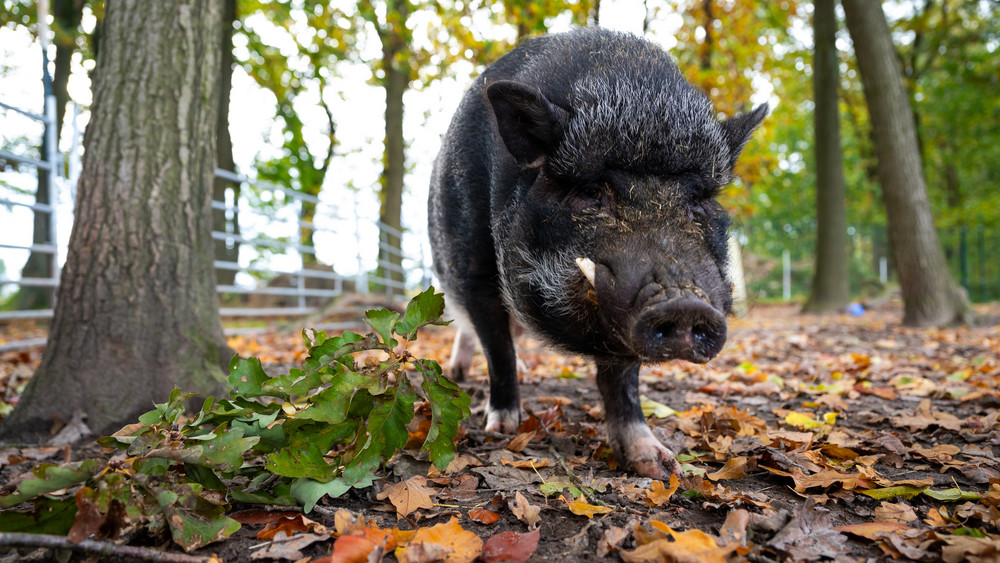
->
631, 289, 727, 363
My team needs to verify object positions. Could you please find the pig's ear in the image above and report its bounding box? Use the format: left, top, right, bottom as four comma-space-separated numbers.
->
487, 80, 568, 169
720, 104, 769, 165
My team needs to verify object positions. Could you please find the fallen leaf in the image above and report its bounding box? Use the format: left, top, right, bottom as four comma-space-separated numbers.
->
835, 522, 912, 540
500, 457, 549, 469
509, 492, 541, 529
468, 507, 501, 525
257, 513, 321, 540
875, 501, 917, 524
597, 525, 630, 558
481, 527, 540, 562
643, 475, 679, 507
376, 476, 436, 518
560, 494, 614, 518
622, 524, 736, 563
395, 517, 482, 563
707, 457, 748, 481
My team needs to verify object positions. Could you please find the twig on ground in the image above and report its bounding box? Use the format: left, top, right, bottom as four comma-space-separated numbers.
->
0, 533, 216, 562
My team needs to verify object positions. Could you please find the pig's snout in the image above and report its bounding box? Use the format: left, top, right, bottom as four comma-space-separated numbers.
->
633, 295, 726, 363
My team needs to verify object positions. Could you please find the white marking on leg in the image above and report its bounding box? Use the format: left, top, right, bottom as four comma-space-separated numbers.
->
485, 404, 521, 434
607, 421, 681, 479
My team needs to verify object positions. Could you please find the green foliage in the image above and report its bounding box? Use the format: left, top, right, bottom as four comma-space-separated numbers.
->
0, 288, 469, 551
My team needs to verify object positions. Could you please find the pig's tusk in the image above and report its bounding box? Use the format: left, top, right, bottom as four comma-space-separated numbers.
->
575, 257, 597, 288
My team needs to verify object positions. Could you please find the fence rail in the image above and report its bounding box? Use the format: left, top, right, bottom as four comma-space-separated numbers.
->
1, 94, 431, 350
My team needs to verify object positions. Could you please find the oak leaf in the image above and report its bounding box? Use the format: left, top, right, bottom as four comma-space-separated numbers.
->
376, 476, 435, 518
395, 517, 482, 563
509, 492, 541, 529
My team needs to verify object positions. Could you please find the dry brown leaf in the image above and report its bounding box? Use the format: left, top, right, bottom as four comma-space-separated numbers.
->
509, 491, 541, 529
874, 501, 918, 524
376, 476, 436, 518
500, 457, 550, 469
597, 525, 630, 558
707, 456, 748, 481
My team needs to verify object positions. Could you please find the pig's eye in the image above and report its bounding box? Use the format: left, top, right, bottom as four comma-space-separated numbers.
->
566, 184, 604, 210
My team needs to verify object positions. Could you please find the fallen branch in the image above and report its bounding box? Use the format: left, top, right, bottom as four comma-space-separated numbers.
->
0, 533, 216, 562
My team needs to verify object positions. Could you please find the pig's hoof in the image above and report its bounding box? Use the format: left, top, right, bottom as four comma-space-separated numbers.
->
484, 405, 521, 434
612, 424, 682, 479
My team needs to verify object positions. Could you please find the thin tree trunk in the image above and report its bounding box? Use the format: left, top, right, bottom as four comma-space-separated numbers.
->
378, 0, 409, 295
841, 0, 972, 326
1, 0, 231, 441
803, 0, 849, 313
213, 0, 239, 286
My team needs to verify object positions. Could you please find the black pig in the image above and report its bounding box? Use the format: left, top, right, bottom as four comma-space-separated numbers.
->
427, 27, 766, 478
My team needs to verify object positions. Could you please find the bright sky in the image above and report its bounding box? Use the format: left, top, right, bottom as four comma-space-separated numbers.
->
2, 1, 769, 291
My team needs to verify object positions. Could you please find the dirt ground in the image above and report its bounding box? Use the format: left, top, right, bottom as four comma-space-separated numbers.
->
0, 301, 999, 562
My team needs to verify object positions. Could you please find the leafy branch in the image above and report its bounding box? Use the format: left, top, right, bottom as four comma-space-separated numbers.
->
0, 288, 470, 552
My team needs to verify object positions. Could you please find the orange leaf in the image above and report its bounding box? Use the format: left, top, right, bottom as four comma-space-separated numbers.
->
257, 513, 318, 540
500, 457, 550, 469
560, 494, 614, 518
395, 517, 483, 563
707, 456, 748, 481
623, 524, 736, 563
469, 507, 501, 525
326, 535, 379, 563
644, 475, 679, 507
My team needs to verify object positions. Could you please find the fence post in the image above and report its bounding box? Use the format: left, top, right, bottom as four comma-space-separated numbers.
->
960, 225, 969, 292
353, 192, 368, 294
977, 224, 985, 302
782, 249, 791, 301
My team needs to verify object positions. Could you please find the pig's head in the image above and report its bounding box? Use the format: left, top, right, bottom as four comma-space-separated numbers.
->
487, 62, 766, 365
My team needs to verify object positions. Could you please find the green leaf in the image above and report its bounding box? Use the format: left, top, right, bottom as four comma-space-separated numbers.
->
540, 481, 583, 498
296, 367, 369, 424
861, 485, 929, 500
265, 422, 356, 481
416, 359, 471, 469
365, 308, 399, 348
0, 459, 101, 508
290, 477, 351, 513
396, 287, 448, 341
342, 388, 416, 485
228, 356, 272, 399
0, 497, 77, 534
923, 487, 982, 502
154, 482, 240, 552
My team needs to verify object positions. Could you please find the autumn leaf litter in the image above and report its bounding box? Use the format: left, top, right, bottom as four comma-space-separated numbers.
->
1, 302, 999, 562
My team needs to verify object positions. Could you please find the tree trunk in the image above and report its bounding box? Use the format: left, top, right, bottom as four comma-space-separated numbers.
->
1, 0, 231, 442
802, 0, 849, 314
378, 0, 409, 295
841, 0, 972, 326
16, 0, 85, 311
213, 0, 239, 286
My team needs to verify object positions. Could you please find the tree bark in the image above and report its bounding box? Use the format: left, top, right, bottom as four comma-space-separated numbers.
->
213, 0, 239, 286
802, 0, 849, 314
1, 0, 231, 441
378, 0, 409, 295
841, 0, 972, 326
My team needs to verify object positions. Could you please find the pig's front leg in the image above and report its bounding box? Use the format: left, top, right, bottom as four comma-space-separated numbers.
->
596, 359, 682, 479
471, 297, 521, 433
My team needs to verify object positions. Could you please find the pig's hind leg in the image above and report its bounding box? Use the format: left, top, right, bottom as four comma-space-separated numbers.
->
596, 359, 682, 479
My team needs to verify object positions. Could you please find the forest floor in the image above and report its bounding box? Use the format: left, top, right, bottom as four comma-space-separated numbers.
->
0, 300, 999, 562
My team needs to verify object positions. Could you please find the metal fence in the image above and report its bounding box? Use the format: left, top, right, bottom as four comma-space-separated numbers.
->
0, 95, 429, 350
